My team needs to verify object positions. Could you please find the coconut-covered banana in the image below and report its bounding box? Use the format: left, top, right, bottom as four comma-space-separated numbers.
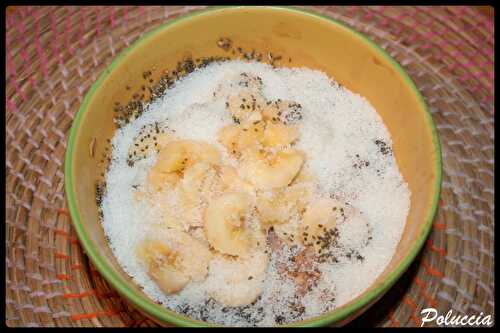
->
226, 90, 266, 124
127, 122, 173, 167
204, 192, 265, 257
205, 251, 269, 307
147, 140, 221, 191
217, 121, 265, 156
261, 100, 303, 125
299, 198, 343, 254
240, 148, 304, 190
261, 121, 299, 148
270, 197, 344, 251
256, 183, 313, 229
218, 120, 299, 157
216, 165, 255, 194
136, 228, 212, 295
180, 162, 223, 204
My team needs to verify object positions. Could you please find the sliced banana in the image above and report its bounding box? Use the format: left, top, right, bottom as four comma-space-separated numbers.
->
262, 100, 303, 125
127, 123, 173, 166
291, 166, 316, 185
180, 162, 223, 204
217, 124, 241, 154
136, 228, 213, 295
162, 211, 184, 231
217, 165, 255, 194
258, 182, 312, 225
256, 190, 292, 228
240, 149, 304, 190
147, 140, 221, 191
273, 217, 302, 247
204, 192, 264, 257
261, 122, 299, 148
217, 121, 265, 156
226, 90, 266, 123
282, 182, 314, 214
300, 198, 340, 253
205, 251, 269, 307
261, 100, 285, 122
147, 171, 181, 192
154, 140, 221, 173
236, 72, 264, 92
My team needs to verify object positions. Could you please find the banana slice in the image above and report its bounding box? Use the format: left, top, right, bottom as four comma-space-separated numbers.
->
226, 91, 266, 123
262, 100, 303, 125
240, 149, 304, 190
282, 182, 314, 214
273, 217, 302, 247
127, 123, 173, 166
217, 165, 255, 194
137, 240, 189, 294
163, 211, 184, 231
177, 162, 226, 229
261, 122, 299, 148
137, 228, 213, 295
258, 182, 314, 226
147, 140, 221, 191
206, 251, 269, 307
291, 166, 316, 185
256, 190, 292, 228
155, 140, 221, 173
180, 162, 223, 204
300, 198, 340, 253
261, 100, 284, 122
236, 72, 264, 92
204, 192, 263, 257
217, 121, 265, 156
147, 171, 181, 192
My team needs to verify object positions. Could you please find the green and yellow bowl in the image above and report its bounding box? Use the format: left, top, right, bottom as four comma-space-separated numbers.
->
65, 6, 441, 327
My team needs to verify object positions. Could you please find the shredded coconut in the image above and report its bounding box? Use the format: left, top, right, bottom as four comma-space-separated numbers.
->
101, 60, 410, 326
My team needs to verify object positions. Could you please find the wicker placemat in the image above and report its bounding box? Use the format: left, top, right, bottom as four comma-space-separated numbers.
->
5, 6, 494, 327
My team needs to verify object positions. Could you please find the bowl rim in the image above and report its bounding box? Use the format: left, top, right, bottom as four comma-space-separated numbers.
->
64, 5, 442, 327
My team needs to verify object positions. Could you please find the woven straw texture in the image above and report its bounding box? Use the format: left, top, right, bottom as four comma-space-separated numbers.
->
6, 6, 494, 327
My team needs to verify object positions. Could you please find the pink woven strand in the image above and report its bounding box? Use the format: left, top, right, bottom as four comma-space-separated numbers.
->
29, 7, 41, 90
15, 8, 25, 36
50, 10, 62, 66
109, 7, 116, 28
95, 6, 102, 36
6, 34, 15, 78
35, 15, 49, 78
123, 6, 129, 24
6, 11, 13, 29
79, 7, 86, 47
18, 6, 27, 19
6, 98, 18, 112
12, 76, 27, 102
14, 8, 31, 72
65, 7, 74, 55
5, 12, 15, 32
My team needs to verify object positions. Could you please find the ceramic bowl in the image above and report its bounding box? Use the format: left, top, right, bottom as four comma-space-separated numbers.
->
65, 6, 441, 327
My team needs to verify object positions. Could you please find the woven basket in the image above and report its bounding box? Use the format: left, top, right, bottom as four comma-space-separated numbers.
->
5, 6, 494, 327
